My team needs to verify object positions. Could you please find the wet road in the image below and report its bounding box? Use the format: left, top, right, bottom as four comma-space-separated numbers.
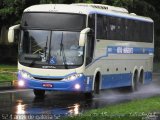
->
0, 73, 160, 119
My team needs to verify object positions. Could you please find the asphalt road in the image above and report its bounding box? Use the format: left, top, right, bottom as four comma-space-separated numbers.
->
0, 73, 160, 119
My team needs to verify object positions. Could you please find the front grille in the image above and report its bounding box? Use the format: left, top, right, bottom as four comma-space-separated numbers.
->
34, 77, 62, 81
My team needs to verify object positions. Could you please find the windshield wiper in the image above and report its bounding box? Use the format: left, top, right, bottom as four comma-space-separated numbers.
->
60, 32, 68, 69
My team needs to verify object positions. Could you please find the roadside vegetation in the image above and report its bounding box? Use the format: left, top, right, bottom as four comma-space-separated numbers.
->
153, 62, 160, 73
63, 96, 160, 120
0, 64, 17, 82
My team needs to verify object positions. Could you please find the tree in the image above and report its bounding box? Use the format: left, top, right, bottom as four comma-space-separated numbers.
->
0, 0, 160, 61
93, 0, 103, 4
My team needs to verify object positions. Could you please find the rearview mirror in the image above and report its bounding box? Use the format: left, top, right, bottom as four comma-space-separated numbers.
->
79, 28, 90, 46
8, 24, 20, 43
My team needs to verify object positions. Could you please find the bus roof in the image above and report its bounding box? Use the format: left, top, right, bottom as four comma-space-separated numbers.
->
24, 4, 153, 23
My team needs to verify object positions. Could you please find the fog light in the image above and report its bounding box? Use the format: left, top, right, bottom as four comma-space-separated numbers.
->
75, 84, 81, 90
18, 80, 25, 87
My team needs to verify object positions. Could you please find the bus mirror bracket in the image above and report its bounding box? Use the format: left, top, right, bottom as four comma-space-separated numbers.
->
8, 24, 20, 43
79, 28, 90, 46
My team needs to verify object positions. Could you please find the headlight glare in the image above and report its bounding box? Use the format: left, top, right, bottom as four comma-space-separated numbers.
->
63, 74, 83, 81
20, 70, 33, 79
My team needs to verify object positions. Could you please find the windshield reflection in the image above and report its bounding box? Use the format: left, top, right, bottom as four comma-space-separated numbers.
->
19, 30, 84, 69
50, 31, 83, 66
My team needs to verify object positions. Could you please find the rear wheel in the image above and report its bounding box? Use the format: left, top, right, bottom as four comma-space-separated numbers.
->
131, 71, 138, 92
33, 89, 45, 98
139, 70, 144, 85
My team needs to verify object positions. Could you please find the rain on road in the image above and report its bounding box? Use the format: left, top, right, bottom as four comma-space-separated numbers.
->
0, 73, 160, 119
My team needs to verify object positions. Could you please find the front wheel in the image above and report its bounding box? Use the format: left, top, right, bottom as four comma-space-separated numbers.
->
84, 92, 93, 99
84, 79, 100, 99
33, 89, 45, 98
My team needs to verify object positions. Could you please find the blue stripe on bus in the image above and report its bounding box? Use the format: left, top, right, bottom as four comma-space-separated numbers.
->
101, 73, 132, 89
18, 71, 152, 92
144, 72, 152, 84
107, 46, 154, 54
86, 46, 154, 69
101, 72, 152, 89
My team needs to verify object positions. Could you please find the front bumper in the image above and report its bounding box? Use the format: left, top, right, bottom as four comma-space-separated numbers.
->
18, 72, 92, 92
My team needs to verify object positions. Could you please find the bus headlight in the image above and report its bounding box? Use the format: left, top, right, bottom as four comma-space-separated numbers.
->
19, 71, 33, 79
18, 80, 25, 87
62, 73, 83, 81
74, 84, 81, 90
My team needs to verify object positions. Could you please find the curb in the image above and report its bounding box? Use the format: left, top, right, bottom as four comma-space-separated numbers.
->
0, 86, 15, 91
153, 73, 160, 75
0, 80, 18, 90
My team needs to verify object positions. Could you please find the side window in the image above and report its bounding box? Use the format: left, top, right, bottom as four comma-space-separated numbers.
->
133, 21, 140, 42
103, 16, 109, 39
116, 17, 125, 40
86, 14, 95, 66
125, 19, 129, 41
147, 23, 153, 43
128, 20, 134, 41
86, 35, 94, 66
140, 22, 153, 43
124, 19, 153, 43
108, 16, 117, 40
97, 14, 106, 39
88, 14, 95, 32
140, 21, 145, 42
143, 22, 150, 42
141, 21, 153, 43
125, 19, 134, 41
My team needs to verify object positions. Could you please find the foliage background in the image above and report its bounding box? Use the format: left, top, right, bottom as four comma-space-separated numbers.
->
0, 0, 160, 63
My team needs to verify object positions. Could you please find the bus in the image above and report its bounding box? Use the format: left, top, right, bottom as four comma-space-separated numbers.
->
8, 4, 154, 98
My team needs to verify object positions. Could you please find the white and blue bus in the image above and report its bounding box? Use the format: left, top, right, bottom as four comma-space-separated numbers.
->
8, 4, 154, 97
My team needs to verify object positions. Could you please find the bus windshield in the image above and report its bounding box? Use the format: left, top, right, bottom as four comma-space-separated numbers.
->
19, 12, 86, 69
19, 30, 84, 69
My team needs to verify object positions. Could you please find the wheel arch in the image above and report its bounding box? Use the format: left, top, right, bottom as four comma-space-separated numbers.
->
92, 68, 102, 91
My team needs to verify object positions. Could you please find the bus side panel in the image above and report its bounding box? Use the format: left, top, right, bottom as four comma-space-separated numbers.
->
144, 72, 152, 84
84, 40, 153, 91
101, 73, 132, 89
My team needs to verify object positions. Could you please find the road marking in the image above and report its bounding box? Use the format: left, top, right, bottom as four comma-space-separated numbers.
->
0, 89, 32, 94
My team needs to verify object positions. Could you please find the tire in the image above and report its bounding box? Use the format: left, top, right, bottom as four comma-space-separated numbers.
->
94, 78, 100, 94
131, 71, 138, 92
139, 70, 144, 85
33, 89, 45, 98
84, 92, 93, 99
85, 74, 100, 99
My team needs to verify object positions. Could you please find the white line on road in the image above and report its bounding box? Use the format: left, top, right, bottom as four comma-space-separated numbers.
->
0, 89, 32, 94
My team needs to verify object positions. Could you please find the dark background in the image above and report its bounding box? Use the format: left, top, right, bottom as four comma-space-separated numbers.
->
0, 0, 159, 64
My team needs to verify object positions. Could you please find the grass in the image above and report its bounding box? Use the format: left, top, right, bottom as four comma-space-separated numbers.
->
0, 64, 17, 72
153, 62, 160, 73
63, 96, 160, 120
0, 64, 17, 82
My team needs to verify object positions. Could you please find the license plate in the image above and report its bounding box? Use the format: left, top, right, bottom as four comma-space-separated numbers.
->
42, 83, 53, 88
